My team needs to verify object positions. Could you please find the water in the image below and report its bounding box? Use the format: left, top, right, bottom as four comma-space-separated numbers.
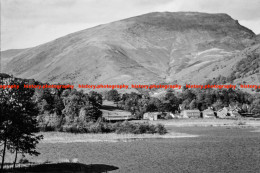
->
32, 126, 260, 173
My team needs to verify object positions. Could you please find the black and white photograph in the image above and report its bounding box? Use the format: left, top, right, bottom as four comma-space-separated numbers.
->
1, 0, 260, 172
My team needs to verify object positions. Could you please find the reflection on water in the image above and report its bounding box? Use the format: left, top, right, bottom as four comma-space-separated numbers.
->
6, 163, 119, 173
115, 138, 145, 142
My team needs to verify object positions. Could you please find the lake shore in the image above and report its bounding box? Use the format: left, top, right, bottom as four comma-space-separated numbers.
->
4, 125, 260, 172
40, 131, 197, 143
33, 126, 260, 172
40, 118, 260, 143
138, 118, 260, 127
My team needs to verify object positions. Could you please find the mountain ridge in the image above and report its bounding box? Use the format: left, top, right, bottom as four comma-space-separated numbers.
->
1, 12, 259, 88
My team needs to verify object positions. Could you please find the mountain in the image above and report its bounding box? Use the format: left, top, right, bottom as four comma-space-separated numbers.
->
0, 49, 27, 72
255, 34, 260, 43
2, 12, 258, 87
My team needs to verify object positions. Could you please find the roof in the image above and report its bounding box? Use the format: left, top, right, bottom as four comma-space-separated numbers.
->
203, 108, 214, 113
230, 112, 241, 116
144, 112, 161, 114
103, 115, 134, 121
183, 110, 200, 113
227, 103, 242, 110
217, 107, 229, 112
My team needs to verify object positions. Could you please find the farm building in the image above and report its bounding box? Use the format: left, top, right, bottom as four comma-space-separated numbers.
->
102, 110, 133, 121
217, 106, 241, 118
202, 108, 215, 118
180, 111, 188, 118
181, 110, 201, 118
173, 114, 183, 119
217, 107, 229, 118
228, 105, 241, 117
103, 115, 133, 121
165, 112, 175, 118
157, 112, 175, 119
229, 108, 241, 117
143, 112, 160, 121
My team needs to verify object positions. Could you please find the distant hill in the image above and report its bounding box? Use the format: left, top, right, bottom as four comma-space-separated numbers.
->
255, 34, 260, 43
1, 12, 259, 88
1, 48, 27, 72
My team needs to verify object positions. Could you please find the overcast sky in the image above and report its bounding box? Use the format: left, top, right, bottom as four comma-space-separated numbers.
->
1, 0, 260, 51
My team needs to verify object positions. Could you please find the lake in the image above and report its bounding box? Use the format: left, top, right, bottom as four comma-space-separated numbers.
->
28, 126, 260, 173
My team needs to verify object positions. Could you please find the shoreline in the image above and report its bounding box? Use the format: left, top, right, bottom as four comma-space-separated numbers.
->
40, 132, 197, 143
39, 119, 260, 143
140, 118, 260, 127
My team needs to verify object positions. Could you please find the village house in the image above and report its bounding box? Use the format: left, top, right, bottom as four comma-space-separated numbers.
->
217, 105, 242, 118
217, 107, 229, 118
202, 107, 215, 118
102, 111, 133, 121
181, 110, 201, 118
143, 112, 160, 121
228, 105, 241, 117
166, 112, 175, 118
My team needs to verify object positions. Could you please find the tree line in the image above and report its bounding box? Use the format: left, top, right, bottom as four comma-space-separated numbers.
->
1, 74, 260, 171
105, 87, 260, 118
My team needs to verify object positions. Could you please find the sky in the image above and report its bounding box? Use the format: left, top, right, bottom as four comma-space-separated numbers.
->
1, 0, 260, 51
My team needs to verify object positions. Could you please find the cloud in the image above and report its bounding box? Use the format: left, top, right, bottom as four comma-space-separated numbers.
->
1, 0, 260, 50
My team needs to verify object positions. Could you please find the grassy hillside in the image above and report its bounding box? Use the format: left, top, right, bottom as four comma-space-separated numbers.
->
2, 12, 256, 86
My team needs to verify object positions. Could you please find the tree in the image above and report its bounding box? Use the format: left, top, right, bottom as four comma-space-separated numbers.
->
212, 100, 224, 111
161, 91, 179, 112
241, 104, 248, 113
189, 99, 197, 109
79, 104, 102, 122
7, 117, 43, 169
62, 90, 102, 125
88, 91, 103, 108
53, 95, 65, 115
147, 98, 162, 112
106, 90, 120, 106
251, 98, 260, 115
62, 91, 87, 124
146, 103, 158, 112
0, 78, 43, 171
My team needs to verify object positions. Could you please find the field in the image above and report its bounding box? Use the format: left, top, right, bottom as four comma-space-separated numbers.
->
4, 119, 260, 173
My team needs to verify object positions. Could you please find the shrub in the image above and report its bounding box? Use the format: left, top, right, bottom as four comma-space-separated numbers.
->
156, 124, 167, 135
135, 123, 156, 134
115, 121, 135, 134
39, 125, 55, 132
62, 125, 80, 133
100, 122, 115, 133
87, 123, 102, 133
58, 121, 167, 135
19, 156, 29, 164
115, 121, 166, 135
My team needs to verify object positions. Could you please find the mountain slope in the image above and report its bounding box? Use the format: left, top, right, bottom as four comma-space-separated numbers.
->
0, 48, 27, 72
3, 12, 257, 86
255, 34, 260, 43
